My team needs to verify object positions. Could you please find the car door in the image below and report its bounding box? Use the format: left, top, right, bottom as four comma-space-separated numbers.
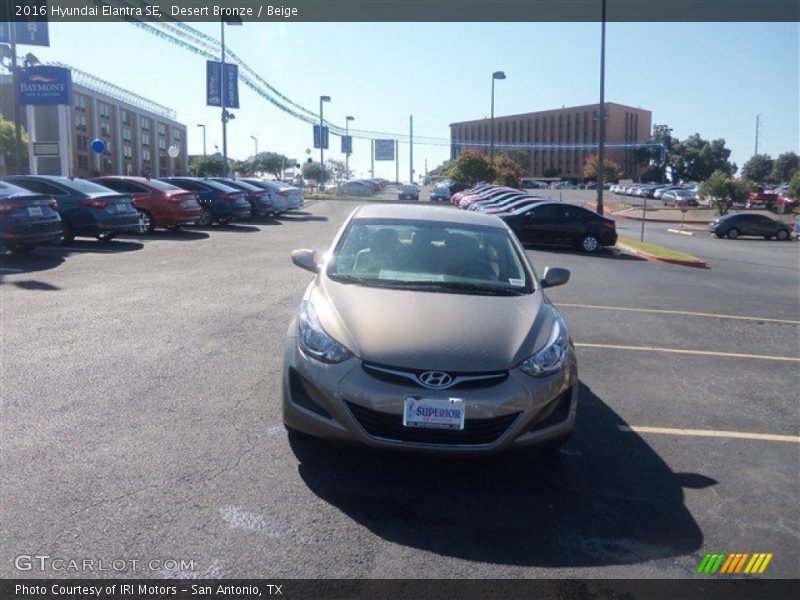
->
514, 204, 560, 244
553, 205, 586, 245
753, 215, 778, 236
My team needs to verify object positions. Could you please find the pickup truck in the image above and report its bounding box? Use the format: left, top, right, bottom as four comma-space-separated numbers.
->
747, 189, 797, 212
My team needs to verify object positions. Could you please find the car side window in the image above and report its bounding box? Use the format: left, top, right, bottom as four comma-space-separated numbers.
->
174, 180, 202, 192
530, 204, 559, 220
18, 180, 67, 195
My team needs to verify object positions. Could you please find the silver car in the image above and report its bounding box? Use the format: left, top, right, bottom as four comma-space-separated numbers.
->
242, 179, 304, 213
282, 204, 577, 454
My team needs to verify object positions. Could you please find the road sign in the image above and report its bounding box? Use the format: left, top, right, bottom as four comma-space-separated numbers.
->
167, 145, 180, 158
18, 66, 71, 105
1, 7, 50, 47
305, 148, 311, 155
295, 163, 301, 168
341, 135, 352, 154
679, 203, 690, 213
33, 142, 59, 157
313, 125, 329, 149
91, 139, 106, 154
375, 139, 395, 161
206, 61, 239, 108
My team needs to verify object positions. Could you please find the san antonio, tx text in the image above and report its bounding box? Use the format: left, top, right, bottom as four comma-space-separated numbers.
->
16, 583, 279, 596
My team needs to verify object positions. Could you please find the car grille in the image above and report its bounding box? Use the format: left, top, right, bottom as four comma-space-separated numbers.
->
362, 362, 507, 390
345, 400, 520, 445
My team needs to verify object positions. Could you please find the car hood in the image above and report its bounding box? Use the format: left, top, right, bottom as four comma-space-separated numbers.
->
307, 276, 553, 372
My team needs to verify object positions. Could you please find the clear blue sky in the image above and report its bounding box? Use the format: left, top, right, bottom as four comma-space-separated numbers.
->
22, 21, 800, 180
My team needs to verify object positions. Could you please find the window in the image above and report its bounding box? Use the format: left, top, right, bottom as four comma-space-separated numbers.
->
74, 96, 87, 111
123, 144, 133, 158
528, 204, 560, 221
99, 103, 110, 118
15, 179, 66, 195
142, 148, 151, 161
102, 180, 148, 194
121, 111, 130, 125
157, 138, 166, 150
173, 129, 181, 140
142, 136, 150, 147
157, 123, 166, 136
78, 155, 89, 170
100, 122, 111, 137
140, 118, 150, 131
75, 114, 87, 130
76, 135, 88, 151
122, 127, 132, 141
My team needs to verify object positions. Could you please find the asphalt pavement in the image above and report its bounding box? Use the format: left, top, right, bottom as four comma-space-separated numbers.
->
1, 197, 798, 580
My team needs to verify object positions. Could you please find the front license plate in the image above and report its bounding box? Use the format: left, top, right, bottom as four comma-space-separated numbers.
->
28, 206, 43, 217
403, 397, 465, 430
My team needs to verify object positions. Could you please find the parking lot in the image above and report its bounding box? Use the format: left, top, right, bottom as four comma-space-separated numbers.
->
1, 196, 798, 579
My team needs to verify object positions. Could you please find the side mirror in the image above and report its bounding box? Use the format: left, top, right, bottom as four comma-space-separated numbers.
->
541, 266, 570, 289
291, 249, 320, 273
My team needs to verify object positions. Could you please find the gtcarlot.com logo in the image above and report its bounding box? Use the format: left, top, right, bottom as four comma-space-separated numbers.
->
14, 554, 195, 573
696, 552, 773, 574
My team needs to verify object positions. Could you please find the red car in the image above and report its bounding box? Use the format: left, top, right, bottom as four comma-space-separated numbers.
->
91, 176, 203, 233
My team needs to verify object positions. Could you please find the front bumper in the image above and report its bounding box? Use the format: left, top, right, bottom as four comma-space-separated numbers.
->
281, 330, 578, 454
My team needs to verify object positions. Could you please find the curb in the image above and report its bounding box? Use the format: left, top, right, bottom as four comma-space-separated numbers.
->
584, 201, 711, 225
616, 242, 707, 269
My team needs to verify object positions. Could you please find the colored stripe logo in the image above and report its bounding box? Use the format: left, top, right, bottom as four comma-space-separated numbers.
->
697, 553, 773, 574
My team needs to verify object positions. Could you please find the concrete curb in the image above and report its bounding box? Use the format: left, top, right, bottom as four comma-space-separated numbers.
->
585, 201, 711, 225
616, 242, 707, 269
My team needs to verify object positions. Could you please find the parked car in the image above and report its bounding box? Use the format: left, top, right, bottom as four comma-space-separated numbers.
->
398, 184, 420, 201
208, 177, 274, 218
0, 180, 63, 253
482, 196, 545, 215
468, 191, 529, 212
429, 184, 451, 202
159, 177, 251, 225
241, 179, 304, 213
500, 202, 617, 252
662, 189, 698, 206
707, 213, 793, 240
91, 176, 203, 234
283, 203, 576, 453
459, 186, 519, 209
452, 183, 492, 206
5, 175, 139, 242
334, 181, 375, 197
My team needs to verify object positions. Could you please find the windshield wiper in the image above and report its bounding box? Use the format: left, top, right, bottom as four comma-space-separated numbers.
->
397, 281, 528, 296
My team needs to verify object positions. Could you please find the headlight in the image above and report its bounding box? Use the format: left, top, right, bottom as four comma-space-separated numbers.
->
519, 316, 570, 377
297, 300, 352, 363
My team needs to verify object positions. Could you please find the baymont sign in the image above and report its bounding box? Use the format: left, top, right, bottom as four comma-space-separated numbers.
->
18, 66, 72, 106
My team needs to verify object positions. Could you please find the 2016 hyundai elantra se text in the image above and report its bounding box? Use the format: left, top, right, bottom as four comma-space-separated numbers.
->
282, 204, 577, 454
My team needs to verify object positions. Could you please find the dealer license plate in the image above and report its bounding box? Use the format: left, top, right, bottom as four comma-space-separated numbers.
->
403, 397, 465, 430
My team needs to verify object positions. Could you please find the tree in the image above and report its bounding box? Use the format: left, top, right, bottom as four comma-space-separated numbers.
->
493, 153, 523, 187
447, 150, 495, 185
788, 171, 800, 200
741, 154, 774, 183
301, 160, 332, 183
671, 134, 736, 182
428, 160, 452, 177
635, 124, 675, 181
583, 154, 621, 182
503, 150, 530, 174
251, 152, 288, 178
327, 159, 352, 182
699, 170, 752, 216
770, 152, 800, 183
232, 159, 256, 177
0, 117, 30, 175
189, 155, 225, 177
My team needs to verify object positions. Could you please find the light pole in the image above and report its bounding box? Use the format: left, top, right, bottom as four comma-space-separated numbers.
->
596, 0, 607, 216
220, 16, 242, 178
196, 124, 207, 158
345, 115, 354, 177
754, 114, 761, 155
250, 135, 258, 157
0, 35, 23, 174
319, 95, 330, 186
490, 71, 506, 164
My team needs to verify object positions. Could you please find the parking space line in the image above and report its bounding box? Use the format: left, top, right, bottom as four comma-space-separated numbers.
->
559, 303, 800, 325
619, 425, 800, 444
575, 343, 799, 362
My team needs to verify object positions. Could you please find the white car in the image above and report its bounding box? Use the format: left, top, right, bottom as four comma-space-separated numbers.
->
242, 179, 304, 213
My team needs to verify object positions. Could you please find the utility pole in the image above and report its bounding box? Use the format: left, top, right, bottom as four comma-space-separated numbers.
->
490, 71, 506, 164
250, 135, 258, 157
197, 124, 207, 157
754, 114, 761, 155
595, 0, 607, 216
9, 28, 23, 174
409, 115, 414, 184
345, 115, 354, 177
220, 20, 228, 177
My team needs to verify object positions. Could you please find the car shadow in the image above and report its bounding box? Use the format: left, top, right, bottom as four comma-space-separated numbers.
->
186, 224, 261, 233
248, 217, 283, 226
525, 245, 646, 262
37, 239, 144, 255
290, 382, 708, 568
121, 229, 210, 242
0, 251, 65, 277
277, 214, 329, 223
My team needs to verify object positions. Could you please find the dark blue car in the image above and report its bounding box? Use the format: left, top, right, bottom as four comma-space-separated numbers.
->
159, 177, 251, 226
5, 175, 139, 243
0, 180, 63, 254
208, 177, 274, 218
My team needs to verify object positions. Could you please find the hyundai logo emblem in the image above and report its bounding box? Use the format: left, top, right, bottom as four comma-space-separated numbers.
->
418, 371, 454, 389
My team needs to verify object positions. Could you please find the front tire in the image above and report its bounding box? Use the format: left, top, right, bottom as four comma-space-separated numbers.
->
136, 209, 155, 234
727, 228, 740, 240
776, 229, 789, 241
581, 234, 601, 253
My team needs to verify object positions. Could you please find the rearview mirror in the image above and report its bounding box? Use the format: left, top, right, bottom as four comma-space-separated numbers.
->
291, 249, 320, 273
541, 267, 570, 289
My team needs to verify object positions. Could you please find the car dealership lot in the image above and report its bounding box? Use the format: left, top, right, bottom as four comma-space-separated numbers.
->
1, 199, 798, 579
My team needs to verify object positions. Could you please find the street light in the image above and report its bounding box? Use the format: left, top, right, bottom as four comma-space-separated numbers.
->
490, 71, 506, 164
220, 15, 242, 178
345, 116, 354, 176
250, 135, 258, 157
196, 124, 207, 158
596, 0, 607, 216
319, 95, 331, 186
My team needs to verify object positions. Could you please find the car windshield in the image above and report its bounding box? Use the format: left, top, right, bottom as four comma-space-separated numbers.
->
328, 218, 532, 295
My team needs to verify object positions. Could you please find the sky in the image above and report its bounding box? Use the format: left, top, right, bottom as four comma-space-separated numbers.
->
15, 21, 800, 180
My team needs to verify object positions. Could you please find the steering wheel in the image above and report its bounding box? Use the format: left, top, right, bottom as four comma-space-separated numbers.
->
456, 261, 497, 280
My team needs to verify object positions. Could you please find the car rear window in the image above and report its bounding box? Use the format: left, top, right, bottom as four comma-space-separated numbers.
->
56, 178, 117, 195
143, 179, 183, 192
